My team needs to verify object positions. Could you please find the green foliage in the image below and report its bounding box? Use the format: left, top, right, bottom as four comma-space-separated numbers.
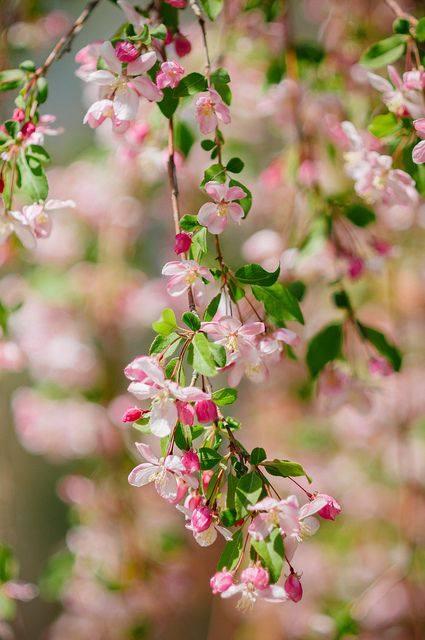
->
174, 73, 207, 97
39, 551, 75, 601
306, 323, 343, 377
251, 528, 284, 583
157, 87, 179, 118
179, 214, 199, 232
368, 112, 401, 138
0, 545, 17, 583
356, 322, 402, 371
0, 69, 25, 92
192, 332, 217, 376
203, 293, 221, 321
152, 308, 177, 336
360, 35, 407, 68
415, 17, 425, 41
217, 529, 243, 570
235, 471, 263, 517
344, 203, 376, 227
211, 67, 232, 104
226, 157, 244, 173
199, 447, 222, 469
174, 121, 195, 158
182, 311, 201, 331
149, 332, 180, 356
202, 163, 226, 185
252, 283, 304, 324
262, 459, 312, 483
250, 447, 267, 465
228, 178, 252, 216
235, 263, 280, 286
17, 152, 48, 202
199, 0, 224, 21
212, 387, 238, 405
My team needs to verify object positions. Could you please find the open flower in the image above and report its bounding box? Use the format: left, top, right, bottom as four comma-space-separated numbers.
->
156, 60, 185, 90
367, 65, 424, 118
197, 182, 245, 234
412, 118, 425, 164
125, 355, 209, 436
202, 316, 265, 354
128, 442, 189, 502
162, 260, 212, 297
220, 566, 287, 610
9, 199, 75, 249
83, 41, 162, 129
178, 499, 232, 546
195, 88, 231, 134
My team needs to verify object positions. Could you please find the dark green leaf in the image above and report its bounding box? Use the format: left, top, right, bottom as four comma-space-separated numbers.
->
235, 263, 280, 287
199, 447, 222, 470
17, 154, 48, 201
174, 72, 207, 97
252, 283, 304, 324
26, 144, 50, 165
204, 293, 221, 321
415, 17, 425, 42
0, 69, 25, 92
174, 422, 192, 450
226, 157, 244, 173
201, 139, 215, 151
209, 341, 226, 368
182, 311, 201, 331
0, 544, 16, 582
345, 203, 376, 227
262, 458, 312, 482
158, 87, 179, 118
175, 121, 195, 158
235, 471, 263, 518
306, 323, 343, 377
179, 214, 199, 232
356, 321, 402, 371
217, 529, 243, 570
250, 447, 267, 465
36, 77, 48, 104
251, 528, 284, 583
149, 332, 181, 356
202, 163, 226, 185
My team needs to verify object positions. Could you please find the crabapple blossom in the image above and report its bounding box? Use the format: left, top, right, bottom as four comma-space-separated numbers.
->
173, 32, 192, 57
368, 356, 393, 377
197, 182, 245, 234
178, 500, 232, 547
412, 118, 425, 164
220, 566, 287, 610
121, 406, 144, 423
210, 570, 234, 594
315, 494, 342, 521
114, 41, 139, 63
195, 89, 231, 134
161, 260, 212, 297
156, 61, 185, 90
125, 355, 209, 436
128, 442, 190, 502
202, 316, 265, 354
174, 231, 192, 254
8, 199, 75, 249
181, 450, 200, 474
176, 400, 196, 426
367, 65, 424, 118
195, 399, 218, 423
284, 573, 303, 603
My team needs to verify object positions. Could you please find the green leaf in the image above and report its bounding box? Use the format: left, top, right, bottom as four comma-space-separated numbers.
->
182, 311, 201, 331
235, 471, 263, 518
211, 68, 230, 84
212, 387, 238, 405
199, 447, 222, 469
226, 157, 244, 173
262, 459, 312, 483
251, 528, 284, 583
36, 77, 48, 103
202, 163, 226, 186
345, 203, 376, 227
39, 551, 74, 601
356, 322, 402, 371
175, 72, 207, 97
204, 293, 221, 321
306, 323, 343, 377
209, 341, 226, 368
0, 544, 17, 582
201, 139, 215, 151
235, 263, 280, 287
149, 332, 180, 356
174, 422, 192, 450
0, 69, 25, 91
229, 179, 252, 216
199, 0, 224, 20
211, 67, 232, 105
360, 35, 407, 68
175, 121, 195, 158
19, 59, 36, 72
217, 529, 243, 571
368, 112, 400, 138
190, 227, 208, 261
17, 154, 48, 201
192, 332, 217, 376
26, 144, 51, 165
158, 87, 179, 118
415, 17, 425, 42
393, 18, 410, 35
252, 283, 304, 324
151, 23, 167, 40
250, 447, 267, 465
179, 214, 199, 232
152, 308, 177, 336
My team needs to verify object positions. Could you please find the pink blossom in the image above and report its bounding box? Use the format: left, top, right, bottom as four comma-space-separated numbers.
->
164, 0, 187, 7
347, 256, 364, 280
178, 501, 232, 546
174, 231, 192, 254
174, 33, 191, 57
121, 407, 144, 423
202, 316, 265, 354
75, 41, 104, 80
128, 442, 189, 502
176, 400, 196, 426
3, 581, 38, 602
367, 65, 424, 118
284, 573, 303, 602
220, 566, 287, 609
191, 505, 213, 533
181, 450, 200, 474
117, 0, 146, 29
162, 259, 212, 297
125, 355, 209, 436
318, 364, 372, 414
12, 108, 25, 122
412, 118, 425, 164
368, 356, 393, 377
315, 494, 342, 520
156, 60, 185, 90
9, 199, 75, 249
115, 40, 139, 62
197, 182, 245, 234
195, 89, 231, 134
241, 566, 270, 590
195, 399, 218, 423
210, 570, 234, 594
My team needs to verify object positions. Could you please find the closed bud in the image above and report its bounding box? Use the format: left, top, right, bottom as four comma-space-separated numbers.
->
115, 41, 140, 63
12, 108, 25, 122
174, 232, 192, 254
195, 399, 218, 424
316, 493, 342, 520
285, 573, 303, 602
174, 33, 191, 57
21, 122, 36, 138
176, 400, 195, 426
181, 450, 200, 474
210, 570, 233, 594
122, 407, 144, 423
191, 505, 213, 533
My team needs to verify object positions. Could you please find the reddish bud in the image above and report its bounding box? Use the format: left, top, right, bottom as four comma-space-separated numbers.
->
195, 399, 218, 424
12, 108, 25, 122
174, 232, 192, 255
210, 570, 233, 594
174, 33, 191, 57
181, 450, 200, 474
176, 400, 195, 426
241, 566, 269, 590
191, 505, 213, 533
0, 177, 4, 194
347, 256, 364, 280
122, 407, 144, 423
21, 122, 36, 138
115, 41, 140, 63
165, 29, 174, 46
316, 493, 342, 520
285, 573, 303, 602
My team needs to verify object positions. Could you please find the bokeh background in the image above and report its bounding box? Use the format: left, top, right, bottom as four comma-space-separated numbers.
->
0, 1, 424, 639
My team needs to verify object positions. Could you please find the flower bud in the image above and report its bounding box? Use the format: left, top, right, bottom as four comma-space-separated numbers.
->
174, 33, 191, 57
195, 399, 218, 424
316, 494, 341, 520
284, 573, 303, 602
185, 492, 202, 511
210, 570, 233, 594
176, 400, 195, 426
368, 356, 392, 377
12, 108, 25, 122
202, 470, 214, 492
241, 566, 269, 590
347, 256, 364, 280
174, 232, 192, 255
122, 407, 144, 423
21, 122, 36, 138
181, 450, 200, 474
165, 29, 174, 45
115, 41, 140, 63
191, 505, 213, 533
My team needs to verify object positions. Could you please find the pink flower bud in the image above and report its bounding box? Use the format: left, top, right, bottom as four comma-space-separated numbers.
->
21, 122, 36, 138
176, 400, 195, 426
191, 505, 213, 533
174, 232, 192, 255
115, 41, 140, 63
165, 0, 187, 7
241, 566, 269, 590
185, 492, 202, 511
316, 494, 341, 520
210, 570, 233, 594
202, 470, 214, 492
181, 450, 200, 474
347, 256, 364, 280
368, 356, 393, 377
195, 399, 218, 424
371, 238, 392, 256
284, 573, 303, 602
122, 407, 144, 423
174, 33, 191, 57
165, 29, 174, 46
12, 108, 25, 122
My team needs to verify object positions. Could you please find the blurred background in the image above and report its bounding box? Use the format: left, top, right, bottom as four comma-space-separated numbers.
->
0, 1, 424, 638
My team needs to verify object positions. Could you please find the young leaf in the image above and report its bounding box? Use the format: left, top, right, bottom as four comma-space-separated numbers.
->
360, 35, 407, 68
179, 214, 199, 232
415, 17, 425, 41
235, 263, 280, 287
251, 528, 284, 583
203, 293, 221, 321
209, 342, 226, 368
158, 87, 179, 118
217, 529, 243, 571
356, 322, 402, 371
182, 311, 201, 331
262, 459, 312, 483
306, 323, 343, 377
202, 163, 226, 185
192, 332, 217, 376
0, 69, 25, 92
250, 447, 267, 465
149, 332, 181, 356
174, 121, 195, 158
368, 112, 400, 138
174, 72, 207, 97
152, 308, 177, 336
199, 0, 224, 21
17, 154, 48, 201
212, 387, 238, 405
199, 447, 222, 470
235, 471, 263, 518
252, 283, 304, 324
226, 157, 244, 173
